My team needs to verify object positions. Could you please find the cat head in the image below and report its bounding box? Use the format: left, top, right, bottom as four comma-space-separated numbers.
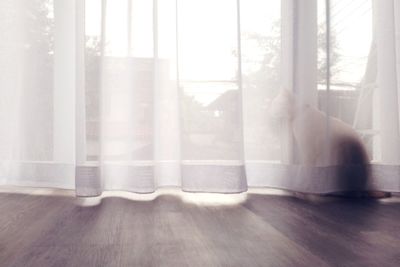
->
268, 89, 295, 121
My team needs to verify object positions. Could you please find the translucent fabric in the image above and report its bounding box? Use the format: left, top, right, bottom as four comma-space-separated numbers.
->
1, 0, 399, 196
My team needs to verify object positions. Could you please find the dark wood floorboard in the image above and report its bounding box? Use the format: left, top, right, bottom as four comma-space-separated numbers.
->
0, 189, 399, 267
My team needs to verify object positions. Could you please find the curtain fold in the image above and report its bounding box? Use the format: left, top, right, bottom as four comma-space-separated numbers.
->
1, 0, 400, 196
373, 0, 400, 164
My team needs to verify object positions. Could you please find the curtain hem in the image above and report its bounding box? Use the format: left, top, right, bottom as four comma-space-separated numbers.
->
1, 161, 400, 196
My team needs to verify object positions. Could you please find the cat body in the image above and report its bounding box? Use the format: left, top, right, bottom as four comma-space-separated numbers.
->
269, 90, 368, 166
269, 89, 390, 198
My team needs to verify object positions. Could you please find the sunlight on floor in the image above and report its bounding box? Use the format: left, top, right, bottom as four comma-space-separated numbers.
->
2, 185, 396, 207
0, 185, 293, 207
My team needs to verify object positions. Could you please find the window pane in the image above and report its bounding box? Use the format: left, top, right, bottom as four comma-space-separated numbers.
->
178, 0, 238, 81
241, 0, 281, 161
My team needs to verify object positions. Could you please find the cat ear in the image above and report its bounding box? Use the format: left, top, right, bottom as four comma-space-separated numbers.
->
279, 88, 292, 96
284, 88, 293, 95
280, 88, 294, 103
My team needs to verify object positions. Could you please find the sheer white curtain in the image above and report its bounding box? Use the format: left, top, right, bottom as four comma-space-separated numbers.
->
0, 0, 75, 188
1, 0, 399, 196
77, 0, 247, 195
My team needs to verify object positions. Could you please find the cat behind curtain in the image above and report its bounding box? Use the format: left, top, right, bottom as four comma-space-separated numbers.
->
268, 89, 389, 198
269, 89, 368, 166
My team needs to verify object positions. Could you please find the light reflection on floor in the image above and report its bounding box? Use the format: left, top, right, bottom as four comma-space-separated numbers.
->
0, 185, 291, 207
1, 185, 398, 207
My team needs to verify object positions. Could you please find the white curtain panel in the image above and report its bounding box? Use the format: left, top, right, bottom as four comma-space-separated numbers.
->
1, 0, 400, 196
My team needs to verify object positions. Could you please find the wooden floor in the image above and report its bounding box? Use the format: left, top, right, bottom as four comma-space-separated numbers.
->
0, 187, 399, 267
